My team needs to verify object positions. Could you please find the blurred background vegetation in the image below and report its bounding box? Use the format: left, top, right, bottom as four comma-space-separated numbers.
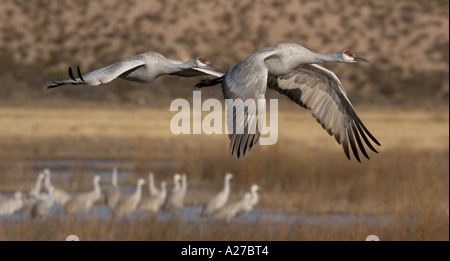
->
0, 0, 448, 241
0, 0, 448, 108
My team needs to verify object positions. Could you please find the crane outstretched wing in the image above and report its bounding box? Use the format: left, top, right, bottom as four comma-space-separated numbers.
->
47, 58, 146, 89
222, 51, 278, 158
267, 64, 380, 162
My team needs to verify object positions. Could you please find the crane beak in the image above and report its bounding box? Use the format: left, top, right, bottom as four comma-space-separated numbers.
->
354, 55, 369, 63
206, 62, 221, 69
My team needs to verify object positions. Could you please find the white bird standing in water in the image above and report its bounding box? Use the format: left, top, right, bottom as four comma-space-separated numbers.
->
243, 184, 260, 213
20, 172, 45, 214
105, 167, 121, 211
31, 185, 55, 219
114, 178, 146, 217
162, 173, 184, 213
43, 168, 71, 206
139, 181, 167, 213
148, 172, 160, 197
64, 175, 102, 214
196, 43, 380, 161
201, 172, 234, 217
0, 191, 23, 216
213, 192, 251, 222
47, 52, 222, 89
213, 184, 260, 222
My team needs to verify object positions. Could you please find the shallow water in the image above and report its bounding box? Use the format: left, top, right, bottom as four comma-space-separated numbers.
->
2, 200, 392, 230
1, 159, 392, 228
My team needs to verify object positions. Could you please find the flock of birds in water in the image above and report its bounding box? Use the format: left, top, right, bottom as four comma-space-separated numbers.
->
0, 168, 260, 222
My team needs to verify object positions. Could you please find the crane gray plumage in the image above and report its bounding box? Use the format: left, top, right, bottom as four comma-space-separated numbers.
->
213, 184, 260, 222
213, 192, 251, 222
105, 167, 121, 211
19, 172, 45, 214
43, 168, 71, 206
196, 42, 380, 162
162, 173, 184, 213
114, 178, 145, 217
180, 173, 188, 200
47, 52, 222, 89
0, 191, 23, 216
148, 172, 160, 197
139, 181, 167, 213
31, 185, 55, 219
201, 172, 233, 217
244, 184, 260, 213
64, 175, 102, 214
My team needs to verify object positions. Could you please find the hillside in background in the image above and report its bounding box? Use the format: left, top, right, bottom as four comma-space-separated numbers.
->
0, 0, 448, 107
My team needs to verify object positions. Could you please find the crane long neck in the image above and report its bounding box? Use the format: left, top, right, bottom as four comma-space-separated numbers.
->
315, 51, 341, 63
93, 179, 101, 198
181, 176, 187, 195
44, 175, 51, 189
160, 183, 166, 195
223, 178, 231, 195
112, 169, 118, 187
166, 59, 196, 73
134, 183, 143, 200
31, 176, 43, 195
149, 174, 156, 193
179, 59, 196, 70
251, 189, 259, 204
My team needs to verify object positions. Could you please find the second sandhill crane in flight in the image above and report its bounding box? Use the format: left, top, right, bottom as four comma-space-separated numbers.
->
47, 52, 222, 89
201, 172, 234, 217
197, 42, 380, 162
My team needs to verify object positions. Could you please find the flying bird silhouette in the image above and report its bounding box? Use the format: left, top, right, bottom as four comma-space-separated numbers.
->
196, 42, 380, 162
47, 51, 222, 89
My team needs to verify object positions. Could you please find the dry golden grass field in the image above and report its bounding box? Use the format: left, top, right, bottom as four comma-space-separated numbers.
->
0, 0, 448, 243
0, 105, 448, 241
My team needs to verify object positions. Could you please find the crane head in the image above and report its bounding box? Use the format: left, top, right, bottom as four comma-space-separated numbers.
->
342, 50, 369, 63
195, 57, 221, 69
138, 178, 146, 186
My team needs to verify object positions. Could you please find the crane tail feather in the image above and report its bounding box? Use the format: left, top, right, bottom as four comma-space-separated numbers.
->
77, 66, 86, 82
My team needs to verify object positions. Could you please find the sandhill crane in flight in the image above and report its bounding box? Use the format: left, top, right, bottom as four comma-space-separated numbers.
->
201, 172, 233, 217
47, 52, 222, 89
196, 43, 381, 162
